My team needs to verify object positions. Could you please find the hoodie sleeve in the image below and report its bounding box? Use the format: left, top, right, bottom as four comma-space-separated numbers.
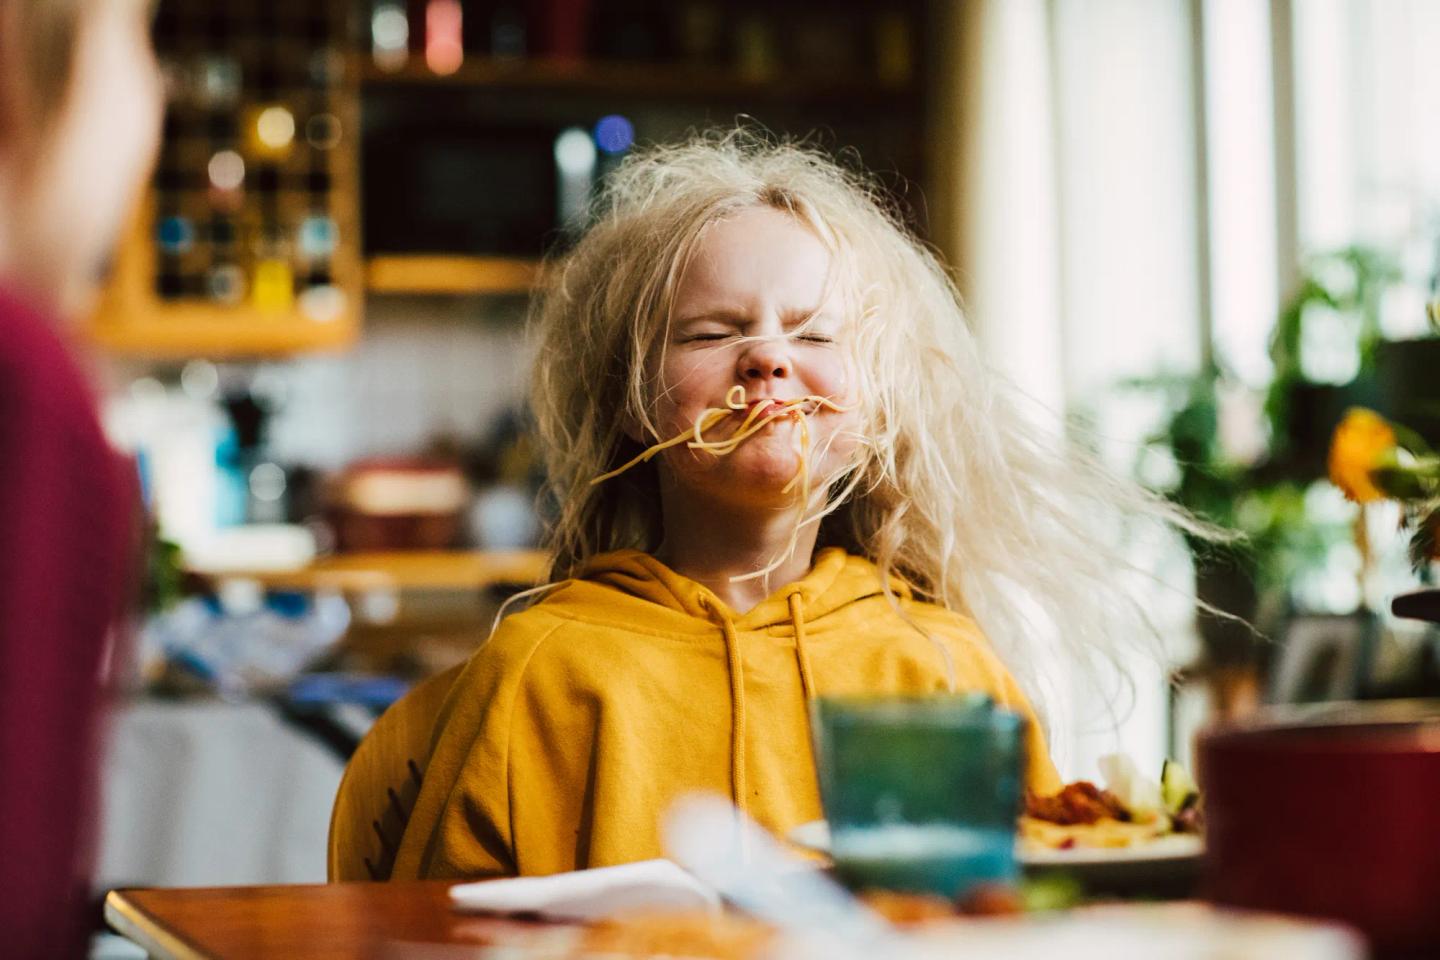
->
390, 613, 565, 880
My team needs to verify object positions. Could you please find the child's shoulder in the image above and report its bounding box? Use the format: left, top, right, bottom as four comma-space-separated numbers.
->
476, 600, 578, 660
895, 597, 1023, 676
470, 590, 661, 674
887, 597, 1034, 710
893, 595, 989, 646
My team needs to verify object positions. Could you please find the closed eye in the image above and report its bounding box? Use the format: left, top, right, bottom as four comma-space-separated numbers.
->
796, 334, 834, 344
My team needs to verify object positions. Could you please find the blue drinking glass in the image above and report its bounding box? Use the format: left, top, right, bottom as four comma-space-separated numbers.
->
811, 694, 1026, 899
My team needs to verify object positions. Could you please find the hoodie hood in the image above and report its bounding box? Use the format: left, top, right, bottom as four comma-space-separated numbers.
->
570, 546, 910, 631
559, 547, 915, 820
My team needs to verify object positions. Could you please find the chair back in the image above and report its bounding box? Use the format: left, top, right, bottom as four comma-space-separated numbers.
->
327, 663, 463, 881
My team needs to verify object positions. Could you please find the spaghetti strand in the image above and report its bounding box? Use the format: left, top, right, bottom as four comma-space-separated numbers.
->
590, 391, 851, 584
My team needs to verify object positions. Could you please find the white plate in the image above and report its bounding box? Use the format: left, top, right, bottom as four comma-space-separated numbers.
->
1019, 831, 1202, 867
787, 820, 1203, 892
787, 819, 834, 854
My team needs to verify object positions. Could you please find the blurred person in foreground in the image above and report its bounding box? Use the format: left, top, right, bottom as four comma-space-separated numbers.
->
0, 0, 162, 956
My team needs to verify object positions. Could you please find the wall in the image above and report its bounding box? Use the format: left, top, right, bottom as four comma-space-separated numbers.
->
103, 295, 532, 476
266, 297, 531, 471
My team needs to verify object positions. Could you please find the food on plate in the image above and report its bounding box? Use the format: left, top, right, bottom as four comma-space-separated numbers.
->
1098, 753, 1163, 821
1019, 755, 1203, 851
1022, 779, 1130, 826
577, 882, 1055, 959
859, 889, 968, 924
954, 882, 1027, 916
1018, 809, 1171, 851
580, 910, 775, 960
1161, 758, 1202, 833
859, 885, 1028, 924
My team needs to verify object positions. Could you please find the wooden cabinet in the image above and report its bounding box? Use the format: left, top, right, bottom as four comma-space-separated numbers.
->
88, 1, 932, 353
86, 2, 363, 358
88, 188, 363, 358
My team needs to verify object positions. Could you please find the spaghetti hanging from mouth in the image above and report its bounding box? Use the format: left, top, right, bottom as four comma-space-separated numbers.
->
590, 385, 851, 583
590, 385, 846, 485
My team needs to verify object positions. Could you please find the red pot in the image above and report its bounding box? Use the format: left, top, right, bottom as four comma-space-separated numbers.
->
1199, 700, 1440, 956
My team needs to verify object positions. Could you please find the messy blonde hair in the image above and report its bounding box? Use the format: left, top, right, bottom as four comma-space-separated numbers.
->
531, 129, 1210, 716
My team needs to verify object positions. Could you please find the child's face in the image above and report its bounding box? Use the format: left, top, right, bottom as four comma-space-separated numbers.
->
652, 205, 862, 509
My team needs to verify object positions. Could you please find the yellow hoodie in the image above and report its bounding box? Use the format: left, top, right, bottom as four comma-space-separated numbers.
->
390, 548, 1061, 880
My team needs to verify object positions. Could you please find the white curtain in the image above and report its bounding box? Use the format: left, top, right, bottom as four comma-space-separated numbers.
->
936, 0, 1214, 780
935, 0, 1440, 778
1293, 0, 1440, 342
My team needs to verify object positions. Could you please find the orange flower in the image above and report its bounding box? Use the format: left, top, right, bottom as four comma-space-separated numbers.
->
1328, 408, 1397, 503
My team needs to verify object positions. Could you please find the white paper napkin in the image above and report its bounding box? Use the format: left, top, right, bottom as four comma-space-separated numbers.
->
447, 858, 721, 921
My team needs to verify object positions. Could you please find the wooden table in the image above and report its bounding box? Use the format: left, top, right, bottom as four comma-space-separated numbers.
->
105, 879, 1369, 960
104, 881, 561, 959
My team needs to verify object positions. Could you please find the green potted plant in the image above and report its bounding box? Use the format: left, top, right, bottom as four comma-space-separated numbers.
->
1129, 245, 1405, 699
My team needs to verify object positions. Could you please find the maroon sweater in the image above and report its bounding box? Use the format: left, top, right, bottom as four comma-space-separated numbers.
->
0, 286, 135, 959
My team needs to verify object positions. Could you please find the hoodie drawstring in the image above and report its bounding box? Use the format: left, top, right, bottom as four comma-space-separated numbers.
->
787, 590, 816, 703
703, 591, 816, 820
704, 599, 749, 817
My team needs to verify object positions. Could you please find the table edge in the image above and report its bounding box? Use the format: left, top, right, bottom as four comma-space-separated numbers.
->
105, 889, 210, 960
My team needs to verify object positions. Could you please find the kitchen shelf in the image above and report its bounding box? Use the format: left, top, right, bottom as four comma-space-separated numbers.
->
360, 58, 916, 105
365, 255, 542, 295
88, 306, 358, 358
86, 195, 365, 358
198, 549, 549, 593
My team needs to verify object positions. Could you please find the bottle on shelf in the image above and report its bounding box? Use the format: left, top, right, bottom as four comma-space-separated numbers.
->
370, 1, 410, 72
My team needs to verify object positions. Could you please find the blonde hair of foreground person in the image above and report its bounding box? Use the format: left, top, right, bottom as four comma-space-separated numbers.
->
0, 0, 162, 317
530, 129, 1217, 725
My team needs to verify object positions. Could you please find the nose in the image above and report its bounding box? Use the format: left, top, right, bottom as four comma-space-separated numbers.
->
737, 336, 792, 382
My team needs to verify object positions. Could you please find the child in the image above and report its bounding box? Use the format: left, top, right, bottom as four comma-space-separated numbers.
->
390, 130, 1195, 880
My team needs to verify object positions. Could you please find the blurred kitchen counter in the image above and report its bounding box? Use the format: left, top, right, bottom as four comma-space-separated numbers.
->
200, 549, 548, 593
